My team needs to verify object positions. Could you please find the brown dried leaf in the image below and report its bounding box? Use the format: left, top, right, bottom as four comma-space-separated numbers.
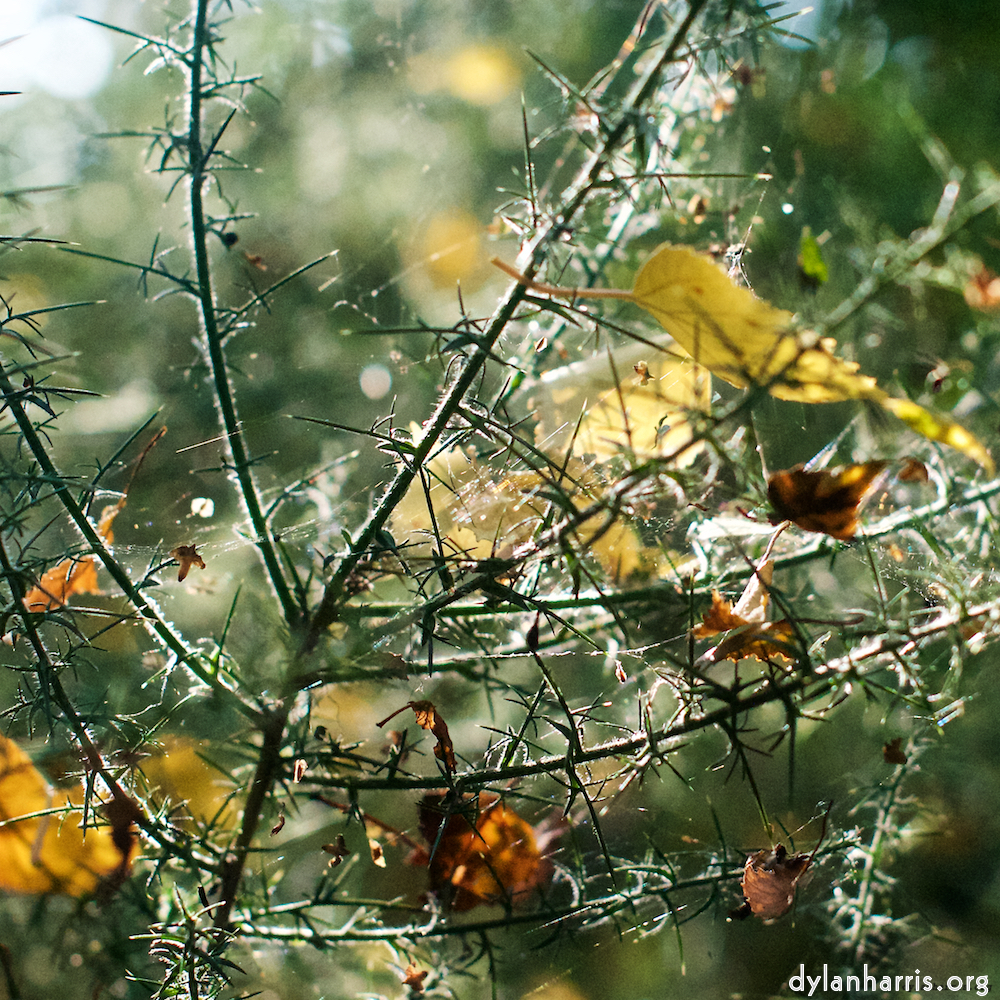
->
898, 457, 929, 483
322, 834, 350, 868
710, 619, 797, 663
23, 504, 121, 612
169, 544, 206, 582
695, 555, 793, 662
738, 844, 813, 920
768, 462, 888, 540
402, 964, 428, 992
379, 701, 456, 775
692, 591, 746, 638
883, 737, 907, 765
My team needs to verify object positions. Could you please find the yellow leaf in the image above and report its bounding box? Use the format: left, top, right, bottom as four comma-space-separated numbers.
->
494, 250, 993, 471
141, 738, 235, 829
881, 397, 994, 472
530, 341, 710, 465
390, 444, 663, 580
631, 246, 897, 407
0, 734, 129, 895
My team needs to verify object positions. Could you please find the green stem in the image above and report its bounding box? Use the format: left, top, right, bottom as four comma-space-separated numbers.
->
212, 699, 292, 929
186, 0, 299, 631
300, 591, 1000, 795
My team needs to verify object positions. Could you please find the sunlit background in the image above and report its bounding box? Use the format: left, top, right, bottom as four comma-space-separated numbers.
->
3, 1, 1000, 998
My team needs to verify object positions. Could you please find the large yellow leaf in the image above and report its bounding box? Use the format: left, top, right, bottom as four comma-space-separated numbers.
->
0, 734, 129, 895
494, 249, 993, 471
632, 245, 992, 470
632, 245, 861, 399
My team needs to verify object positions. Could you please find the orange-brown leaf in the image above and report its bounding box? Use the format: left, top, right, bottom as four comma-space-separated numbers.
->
411, 792, 555, 911
693, 590, 747, 637
767, 461, 888, 540
964, 264, 1000, 312
710, 619, 797, 663
380, 701, 457, 775
402, 964, 428, 992
23, 503, 123, 612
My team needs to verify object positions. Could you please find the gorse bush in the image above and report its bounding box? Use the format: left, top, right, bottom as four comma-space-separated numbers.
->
3, 1, 1000, 998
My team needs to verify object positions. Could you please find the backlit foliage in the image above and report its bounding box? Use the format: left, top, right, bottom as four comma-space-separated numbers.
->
2, 1, 1000, 998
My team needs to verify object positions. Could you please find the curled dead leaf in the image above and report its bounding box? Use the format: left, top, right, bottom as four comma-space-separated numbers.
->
169, 544, 206, 582
378, 700, 456, 775
322, 834, 350, 868
731, 844, 813, 920
695, 555, 795, 663
694, 589, 754, 637
710, 619, 797, 664
402, 964, 428, 992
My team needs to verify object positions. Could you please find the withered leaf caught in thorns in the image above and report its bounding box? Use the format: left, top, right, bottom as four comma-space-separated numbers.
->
23, 429, 166, 612
767, 461, 888, 540
694, 555, 796, 663
322, 834, 350, 868
731, 844, 814, 921
409, 791, 558, 912
169, 544, 206, 582
377, 700, 456, 775
402, 964, 428, 992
